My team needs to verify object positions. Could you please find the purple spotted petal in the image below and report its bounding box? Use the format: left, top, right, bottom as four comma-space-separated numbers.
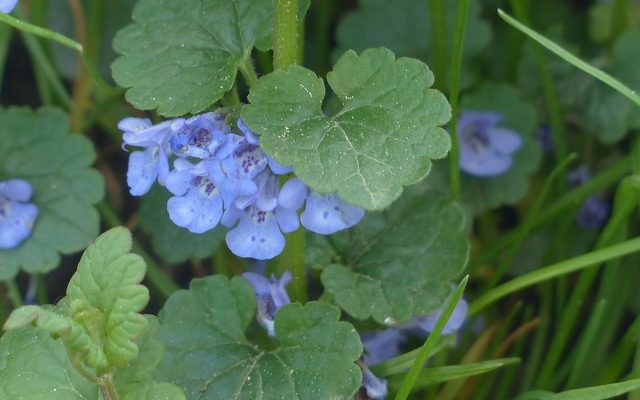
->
126, 149, 159, 196
242, 271, 292, 336
234, 170, 279, 212
226, 206, 285, 260
301, 192, 365, 234
0, 0, 18, 13
169, 113, 228, 159
278, 178, 308, 210
416, 297, 468, 335
237, 118, 260, 145
0, 179, 33, 201
167, 186, 223, 233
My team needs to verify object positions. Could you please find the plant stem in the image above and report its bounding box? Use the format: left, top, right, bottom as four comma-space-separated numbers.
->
273, 0, 299, 69
447, 0, 471, 202
238, 57, 259, 87
275, 229, 307, 302
428, 0, 447, 90
5, 279, 23, 307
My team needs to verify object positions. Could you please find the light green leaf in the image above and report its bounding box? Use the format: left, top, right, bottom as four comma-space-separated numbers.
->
0, 107, 104, 280
0, 326, 99, 399
428, 83, 541, 214
66, 227, 149, 370
155, 275, 362, 399
115, 316, 186, 400
320, 186, 468, 324
112, 0, 309, 116
242, 47, 451, 210
139, 186, 225, 264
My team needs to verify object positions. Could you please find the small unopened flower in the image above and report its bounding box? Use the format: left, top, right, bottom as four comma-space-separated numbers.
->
0, 179, 38, 249
415, 297, 468, 335
0, 0, 18, 13
457, 111, 522, 177
242, 271, 292, 337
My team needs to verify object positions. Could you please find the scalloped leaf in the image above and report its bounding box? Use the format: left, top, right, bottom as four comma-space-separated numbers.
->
0, 107, 104, 280
155, 275, 362, 399
66, 227, 149, 370
320, 186, 468, 324
115, 316, 187, 400
334, 0, 491, 88
112, 0, 308, 116
427, 83, 541, 214
242, 47, 451, 210
139, 186, 225, 263
0, 326, 99, 399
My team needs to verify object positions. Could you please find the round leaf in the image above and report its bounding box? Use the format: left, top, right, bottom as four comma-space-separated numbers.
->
0, 107, 104, 280
242, 47, 451, 211
155, 275, 363, 399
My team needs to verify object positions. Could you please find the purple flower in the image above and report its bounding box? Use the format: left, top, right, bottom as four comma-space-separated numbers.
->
577, 195, 610, 229
0, 0, 18, 13
535, 124, 553, 153
0, 179, 38, 249
360, 368, 388, 400
415, 297, 468, 335
568, 165, 590, 188
165, 159, 223, 233
169, 113, 230, 159
361, 328, 405, 366
119, 117, 173, 195
242, 271, 292, 337
238, 118, 293, 175
457, 111, 522, 177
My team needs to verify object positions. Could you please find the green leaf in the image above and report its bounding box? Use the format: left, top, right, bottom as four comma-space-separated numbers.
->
112, 0, 305, 116
0, 107, 104, 280
155, 275, 362, 399
66, 227, 150, 370
581, 31, 640, 143
428, 83, 541, 214
0, 326, 99, 399
139, 186, 225, 264
242, 47, 451, 210
320, 186, 468, 324
334, 0, 490, 89
115, 316, 186, 400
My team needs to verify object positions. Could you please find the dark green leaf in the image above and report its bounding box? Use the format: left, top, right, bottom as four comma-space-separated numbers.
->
242, 47, 451, 210
0, 326, 98, 399
320, 186, 468, 324
0, 107, 104, 280
155, 275, 362, 399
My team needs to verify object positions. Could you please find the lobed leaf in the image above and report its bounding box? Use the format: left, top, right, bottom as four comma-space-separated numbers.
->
66, 227, 149, 369
0, 107, 104, 280
155, 275, 362, 399
242, 47, 451, 210
320, 186, 469, 324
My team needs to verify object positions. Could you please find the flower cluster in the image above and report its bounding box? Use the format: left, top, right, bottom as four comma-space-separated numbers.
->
457, 111, 522, 177
0, 179, 38, 249
120, 113, 365, 260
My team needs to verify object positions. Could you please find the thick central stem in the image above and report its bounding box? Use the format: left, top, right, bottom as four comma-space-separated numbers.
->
273, 0, 299, 70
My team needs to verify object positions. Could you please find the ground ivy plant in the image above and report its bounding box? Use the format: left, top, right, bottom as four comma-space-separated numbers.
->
3, 0, 640, 399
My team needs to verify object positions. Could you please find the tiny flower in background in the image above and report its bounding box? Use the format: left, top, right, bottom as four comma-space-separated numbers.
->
0, 179, 38, 249
415, 296, 468, 335
457, 111, 522, 177
534, 124, 553, 153
567, 166, 611, 229
577, 195, 610, 229
0, 0, 18, 13
242, 271, 292, 337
